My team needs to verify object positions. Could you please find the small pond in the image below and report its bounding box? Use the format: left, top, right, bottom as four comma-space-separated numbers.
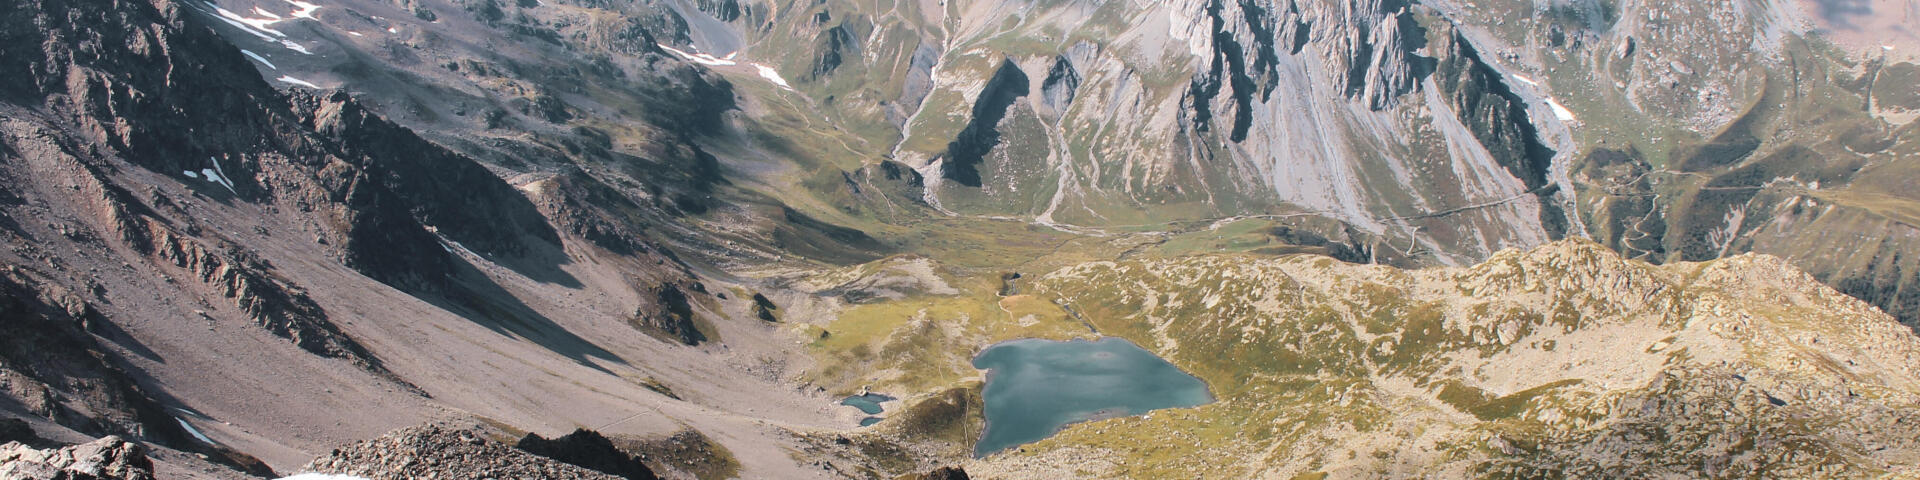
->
840, 392, 895, 415
971, 337, 1212, 457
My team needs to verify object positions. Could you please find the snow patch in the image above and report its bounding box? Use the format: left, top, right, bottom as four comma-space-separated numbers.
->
276, 75, 321, 88
659, 44, 736, 66
203, 157, 239, 194
1545, 98, 1577, 122
347, 31, 363, 36
1510, 74, 1539, 88
241, 50, 277, 69
286, 0, 321, 19
657, 44, 792, 90
208, 2, 286, 37
754, 64, 792, 90
202, 1, 315, 54
277, 475, 373, 480
280, 40, 313, 55
435, 234, 481, 258
387, 27, 398, 33
174, 417, 215, 444
203, 4, 277, 40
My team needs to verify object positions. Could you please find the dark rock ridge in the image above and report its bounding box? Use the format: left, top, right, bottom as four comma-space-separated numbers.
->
897, 466, 971, 480
1189, 0, 1425, 136
692, 0, 744, 22
0, 0, 559, 292
0, 267, 193, 448
940, 59, 1029, 188
889, 42, 942, 128
1188, 0, 1280, 142
809, 20, 865, 81
1040, 55, 1081, 115
522, 168, 677, 256
1431, 24, 1567, 238
751, 292, 779, 322
516, 428, 661, 480
634, 284, 707, 345
298, 425, 621, 479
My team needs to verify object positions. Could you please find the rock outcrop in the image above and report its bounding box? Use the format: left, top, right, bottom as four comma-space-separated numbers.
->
0, 436, 156, 480
297, 425, 620, 480
516, 429, 660, 480
939, 59, 1030, 188
633, 284, 706, 345
897, 466, 970, 480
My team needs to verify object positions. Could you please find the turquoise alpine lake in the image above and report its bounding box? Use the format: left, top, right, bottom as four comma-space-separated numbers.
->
971, 337, 1212, 457
839, 393, 894, 415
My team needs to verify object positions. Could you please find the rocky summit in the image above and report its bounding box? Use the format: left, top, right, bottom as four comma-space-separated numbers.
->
0, 0, 1916, 478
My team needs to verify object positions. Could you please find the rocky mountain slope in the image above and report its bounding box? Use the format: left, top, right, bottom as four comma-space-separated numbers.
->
0, 0, 864, 477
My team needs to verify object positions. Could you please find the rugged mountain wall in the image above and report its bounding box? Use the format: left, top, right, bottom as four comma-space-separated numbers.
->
1430, 22, 1567, 237
728, 0, 1569, 262
654, 0, 1920, 327
0, 0, 748, 472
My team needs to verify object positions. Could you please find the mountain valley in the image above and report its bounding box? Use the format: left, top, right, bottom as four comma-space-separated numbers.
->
2, 0, 1919, 478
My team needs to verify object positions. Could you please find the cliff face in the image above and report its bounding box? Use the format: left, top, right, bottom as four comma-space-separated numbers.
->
795, 0, 1565, 263
939, 59, 1030, 189
1185, 0, 1424, 124
1430, 23, 1567, 238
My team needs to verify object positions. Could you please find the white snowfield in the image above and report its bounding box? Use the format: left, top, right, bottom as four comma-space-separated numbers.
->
658, 44, 795, 91
173, 417, 215, 444
201, 0, 318, 55
287, 0, 321, 19
241, 49, 278, 69
1545, 98, 1577, 122
659, 44, 735, 66
276, 75, 321, 89
754, 64, 793, 90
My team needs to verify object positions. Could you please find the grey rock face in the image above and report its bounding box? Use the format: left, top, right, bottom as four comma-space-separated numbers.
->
0, 436, 157, 480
